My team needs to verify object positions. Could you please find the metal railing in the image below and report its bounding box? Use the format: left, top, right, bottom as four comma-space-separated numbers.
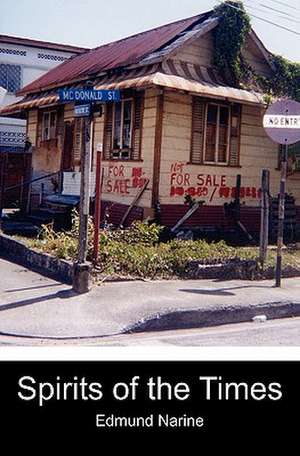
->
0, 171, 61, 214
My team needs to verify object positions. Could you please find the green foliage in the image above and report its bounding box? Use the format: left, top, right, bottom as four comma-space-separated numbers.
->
97, 239, 239, 279
27, 212, 300, 280
29, 216, 245, 278
104, 220, 163, 245
268, 55, 300, 102
213, 1, 300, 101
213, 1, 251, 85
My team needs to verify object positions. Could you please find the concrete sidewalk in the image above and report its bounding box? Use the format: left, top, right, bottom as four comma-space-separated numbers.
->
0, 258, 300, 339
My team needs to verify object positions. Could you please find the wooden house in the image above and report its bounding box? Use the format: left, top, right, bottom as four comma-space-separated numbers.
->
1, 9, 300, 236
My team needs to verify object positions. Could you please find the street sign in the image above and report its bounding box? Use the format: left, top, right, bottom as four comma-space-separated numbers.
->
58, 88, 121, 103
263, 99, 300, 145
74, 104, 91, 117
263, 99, 300, 288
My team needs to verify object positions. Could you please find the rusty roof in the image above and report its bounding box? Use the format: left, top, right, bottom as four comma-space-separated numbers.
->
0, 59, 266, 118
18, 12, 210, 95
0, 34, 88, 54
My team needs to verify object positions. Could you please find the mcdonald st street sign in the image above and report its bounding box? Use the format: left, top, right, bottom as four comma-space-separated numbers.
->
263, 99, 300, 145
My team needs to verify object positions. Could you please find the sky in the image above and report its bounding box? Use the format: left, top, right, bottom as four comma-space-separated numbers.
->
0, 0, 299, 61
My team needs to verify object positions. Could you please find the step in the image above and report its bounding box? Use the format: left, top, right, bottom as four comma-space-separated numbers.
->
1, 220, 40, 237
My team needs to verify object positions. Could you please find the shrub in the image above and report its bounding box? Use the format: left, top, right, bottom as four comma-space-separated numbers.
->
28, 213, 265, 279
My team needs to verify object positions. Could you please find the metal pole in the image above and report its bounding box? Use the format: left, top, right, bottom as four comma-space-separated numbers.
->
275, 142, 288, 287
259, 169, 270, 266
93, 149, 103, 264
73, 116, 93, 293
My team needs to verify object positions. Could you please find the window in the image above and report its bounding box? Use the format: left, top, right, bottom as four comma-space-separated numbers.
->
293, 142, 300, 171
204, 104, 230, 164
0, 64, 21, 93
191, 98, 241, 166
280, 141, 300, 173
42, 111, 57, 141
112, 99, 133, 159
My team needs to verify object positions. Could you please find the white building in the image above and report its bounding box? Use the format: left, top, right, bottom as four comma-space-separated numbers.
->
0, 34, 86, 152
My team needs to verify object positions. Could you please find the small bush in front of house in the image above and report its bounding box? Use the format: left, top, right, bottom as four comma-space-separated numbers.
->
28, 216, 240, 278
104, 220, 163, 245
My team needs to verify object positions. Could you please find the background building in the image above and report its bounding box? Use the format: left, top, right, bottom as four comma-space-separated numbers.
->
0, 35, 86, 207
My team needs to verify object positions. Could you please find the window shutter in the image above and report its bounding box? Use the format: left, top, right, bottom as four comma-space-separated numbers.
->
228, 104, 241, 167
73, 118, 83, 167
103, 103, 113, 160
190, 97, 205, 164
132, 93, 144, 160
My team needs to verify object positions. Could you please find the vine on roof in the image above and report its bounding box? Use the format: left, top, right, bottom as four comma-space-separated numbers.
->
213, 1, 300, 102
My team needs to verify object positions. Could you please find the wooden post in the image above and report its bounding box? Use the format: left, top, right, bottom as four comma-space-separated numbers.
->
93, 149, 103, 264
234, 174, 241, 222
259, 169, 270, 266
73, 116, 93, 293
275, 142, 288, 287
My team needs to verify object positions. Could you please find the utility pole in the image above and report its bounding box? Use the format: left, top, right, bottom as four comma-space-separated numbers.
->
73, 116, 93, 293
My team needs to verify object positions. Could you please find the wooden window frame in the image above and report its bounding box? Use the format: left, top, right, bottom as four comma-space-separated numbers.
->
42, 110, 57, 141
111, 98, 134, 160
203, 102, 231, 166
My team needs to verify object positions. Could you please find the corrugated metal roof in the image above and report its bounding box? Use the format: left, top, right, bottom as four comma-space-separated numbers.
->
17, 12, 209, 95
0, 58, 265, 117
93, 60, 265, 105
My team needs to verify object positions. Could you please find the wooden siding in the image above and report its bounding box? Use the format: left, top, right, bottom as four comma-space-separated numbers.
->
158, 91, 300, 209
173, 32, 213, 67
26, 109, 38, 146
242, 36, 273, 78
99, 87, 160, 209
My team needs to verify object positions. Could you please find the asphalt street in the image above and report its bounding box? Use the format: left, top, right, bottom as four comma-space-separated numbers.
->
0, 317, 299, 346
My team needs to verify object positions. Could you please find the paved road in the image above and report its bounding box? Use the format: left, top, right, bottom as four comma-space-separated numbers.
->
1, 257, 300, 339
0, 317, 299, 346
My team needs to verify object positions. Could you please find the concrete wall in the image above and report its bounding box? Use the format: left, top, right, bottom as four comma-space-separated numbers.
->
0, 40, 79, 156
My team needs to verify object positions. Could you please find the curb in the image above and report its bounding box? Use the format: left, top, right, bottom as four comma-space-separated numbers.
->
0, 233, 74, 285
0, 300, 299, 341
125, 300, 300, 334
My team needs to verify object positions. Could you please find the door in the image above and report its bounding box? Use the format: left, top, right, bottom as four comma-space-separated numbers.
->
0, 151, 32, 209
61, 121, 74, 171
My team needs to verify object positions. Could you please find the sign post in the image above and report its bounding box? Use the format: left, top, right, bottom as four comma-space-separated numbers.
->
72, 116, 93, 293
58, 88, 120, 293
263, 99, 300, 287
259, 169, 270, 267
93, 144, 103, 265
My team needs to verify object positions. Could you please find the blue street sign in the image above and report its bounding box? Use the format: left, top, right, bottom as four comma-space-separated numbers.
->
74, 104, 91, 117
58, 88, 121, 103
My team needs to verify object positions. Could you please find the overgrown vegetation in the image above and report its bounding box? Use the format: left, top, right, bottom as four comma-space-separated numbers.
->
213, 1, 300, 101
23, 212, 300, 280
213, 1, 251, 85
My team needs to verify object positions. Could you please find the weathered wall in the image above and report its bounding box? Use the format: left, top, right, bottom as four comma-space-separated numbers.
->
28, 108, 64, 203
26, 109, 38, 145
99, 88, 159, 210
158, 91, 300, 208
173, 32, 213, 67
242, 36, 273, 78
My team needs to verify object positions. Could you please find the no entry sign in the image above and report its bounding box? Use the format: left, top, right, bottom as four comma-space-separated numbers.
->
263, 99, 300, 145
